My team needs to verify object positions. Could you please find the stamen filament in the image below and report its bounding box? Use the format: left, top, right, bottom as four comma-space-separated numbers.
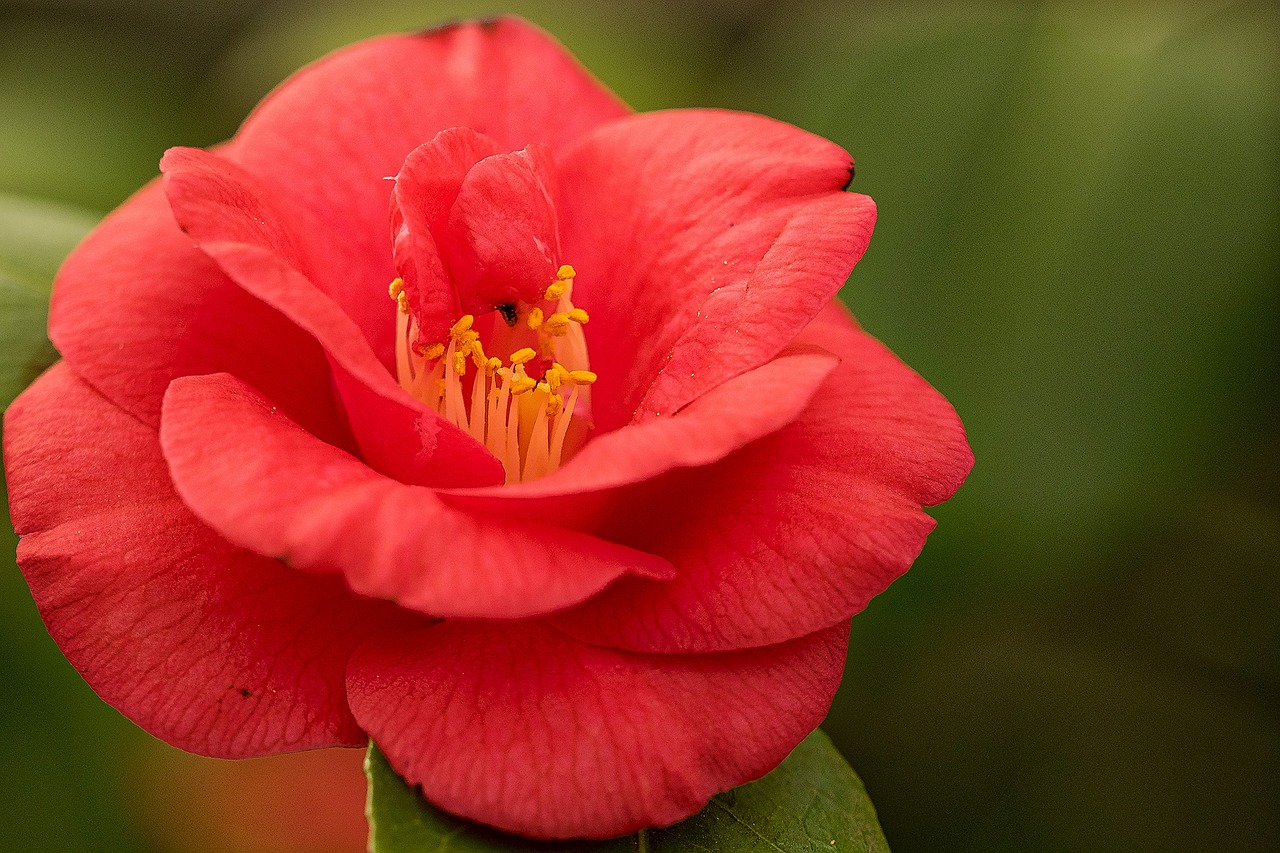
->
390, 265, 594, 484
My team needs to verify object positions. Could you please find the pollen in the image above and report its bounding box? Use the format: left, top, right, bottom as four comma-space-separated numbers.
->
389, 277, 411, 314
392, 263, 597, 483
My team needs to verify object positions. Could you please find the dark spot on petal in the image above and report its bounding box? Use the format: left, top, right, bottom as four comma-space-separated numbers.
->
842, 161, 856, 191
240, 688, 252, 698
496, 302, 519, 327
414, 19, 464, 38
415, 16, 503, 38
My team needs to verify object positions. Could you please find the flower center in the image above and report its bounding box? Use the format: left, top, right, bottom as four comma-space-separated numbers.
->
391, 264, 595, 483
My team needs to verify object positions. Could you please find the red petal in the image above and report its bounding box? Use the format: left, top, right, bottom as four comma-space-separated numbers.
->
390, 128, 502, 345
46, 181, 347, 445
444, 142, 560, 313
555, 109, 875, 430
3, 364, 387, 756
347, 619, 849, 839
552, 302, 974, 652
442, 350, 839, 528
391, 128, 561, 344
227, 18, 629, 359
159, 373, 674, 619
160, 146, 503, 488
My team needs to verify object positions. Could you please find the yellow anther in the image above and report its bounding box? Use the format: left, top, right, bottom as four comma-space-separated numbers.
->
545, 363, 568, 393
435, 378, 446, 400
509, 375, 537, 395
527, 306, 544, 329
567, 307, 590, 325
544, 281, 568, 301
452, 351, 467, 375
509, 347, 537, 365
485, 356, 502, 375
469, 338, 488, 369
542, 312, 571, 336
420, 342, 445, 361
450, 314, 475, 337
567, 369, 598, 386
386, 275, 407, 312
546, 393, 564, 417
557, 264, 576, 280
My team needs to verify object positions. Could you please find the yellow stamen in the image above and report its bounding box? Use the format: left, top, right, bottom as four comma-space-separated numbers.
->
391, 263, 595, 484
469, 338, 488, 370
542, 312, 572, 336
451, 314, 475, 336
389, 278, 411, 314
545, 363, 568, 393
509, 375, 537, 395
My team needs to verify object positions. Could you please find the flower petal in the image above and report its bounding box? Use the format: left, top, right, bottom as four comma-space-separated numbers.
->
390, 128, 561, 346
159, 372, 674, 620
160, 145, 503, 488
552, 302, 974, 653
227, 17, 629, 358
346, 619, 849, 839
4, 363, 387, 757
556, 108, 875, 430
46, 182, 349, 446
390, 128, 503, 346
442, 349, 840, 527
444, 142, 560, 313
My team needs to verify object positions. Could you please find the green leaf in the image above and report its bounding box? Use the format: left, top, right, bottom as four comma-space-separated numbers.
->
365, 730, 889, 852
0, 194, 98, 408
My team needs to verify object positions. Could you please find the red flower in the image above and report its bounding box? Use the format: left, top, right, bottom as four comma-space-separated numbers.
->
3, 17, 971, 839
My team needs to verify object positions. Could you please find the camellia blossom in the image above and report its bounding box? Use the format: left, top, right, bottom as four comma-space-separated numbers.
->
4, 17, 972, 840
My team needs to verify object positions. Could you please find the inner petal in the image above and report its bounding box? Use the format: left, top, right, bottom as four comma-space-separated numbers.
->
388, 128, 595, 483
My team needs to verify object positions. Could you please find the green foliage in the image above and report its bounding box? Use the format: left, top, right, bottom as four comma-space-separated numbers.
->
0, 194, 97, 407
366, 730, 888, 852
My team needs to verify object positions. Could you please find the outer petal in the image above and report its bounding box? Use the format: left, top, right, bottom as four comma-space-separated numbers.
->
159, 373, 673, 619
3, 363, 389, 756
160, 146, 503, 489
46, 181, 349, 447
346, 619, 849, 839
556, 108, 875, 430
552, 302, 974, 653
227, 17, 629, 359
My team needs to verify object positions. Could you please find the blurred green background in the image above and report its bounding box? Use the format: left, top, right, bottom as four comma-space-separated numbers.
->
1, 0, 1276, 850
